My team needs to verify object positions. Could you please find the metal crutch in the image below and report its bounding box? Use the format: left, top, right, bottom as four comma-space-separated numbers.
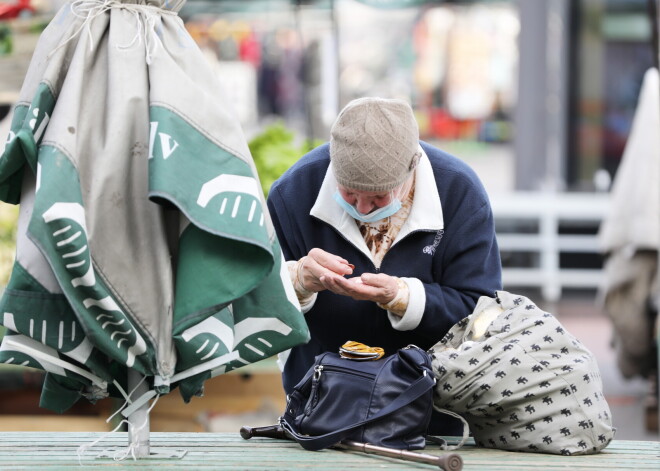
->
240, 424, 463, 471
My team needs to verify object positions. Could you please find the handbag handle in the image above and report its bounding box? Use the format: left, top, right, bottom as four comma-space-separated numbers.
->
280, 370, 436, 451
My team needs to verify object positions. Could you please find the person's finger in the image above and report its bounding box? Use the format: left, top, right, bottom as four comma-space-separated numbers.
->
308, 248, 353, 275
358, 273, 399, 304
325, 275, 380, 300
319, 274, 351, 295
360, 272, 390, 287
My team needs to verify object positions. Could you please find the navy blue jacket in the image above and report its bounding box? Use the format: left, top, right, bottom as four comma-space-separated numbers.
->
267, 141, 502, 425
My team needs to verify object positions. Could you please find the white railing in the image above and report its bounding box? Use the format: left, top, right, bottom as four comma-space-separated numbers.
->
491, 192, 610, 302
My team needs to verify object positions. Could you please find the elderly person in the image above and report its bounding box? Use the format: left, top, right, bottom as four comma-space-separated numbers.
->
267, 97, 502, 434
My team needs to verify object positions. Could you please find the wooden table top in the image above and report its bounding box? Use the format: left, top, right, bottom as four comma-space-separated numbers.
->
0, 432, 657, 470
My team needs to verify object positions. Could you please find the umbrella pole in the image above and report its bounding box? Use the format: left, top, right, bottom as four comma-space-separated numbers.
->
127, 369, 150, 458
647, 0, 660, 435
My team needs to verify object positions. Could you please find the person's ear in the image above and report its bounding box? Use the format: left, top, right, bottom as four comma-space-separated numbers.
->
409, 152, 421, 171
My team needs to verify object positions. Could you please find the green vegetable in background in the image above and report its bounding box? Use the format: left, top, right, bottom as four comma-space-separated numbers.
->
248, 122, 320, 197
0, 23, 13, 56
0, 203, 17, 287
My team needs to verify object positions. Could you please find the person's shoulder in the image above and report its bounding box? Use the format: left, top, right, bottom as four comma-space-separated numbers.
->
422, 141, 487, 189
421, 141, 481, 182
421, 140, 491, 209
269, 143, 330, 198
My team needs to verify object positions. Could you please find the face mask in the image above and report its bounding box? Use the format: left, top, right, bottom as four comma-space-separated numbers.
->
333, 190, 403, 223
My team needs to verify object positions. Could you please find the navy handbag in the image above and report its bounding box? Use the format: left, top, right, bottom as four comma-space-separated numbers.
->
280, 345, 436, 451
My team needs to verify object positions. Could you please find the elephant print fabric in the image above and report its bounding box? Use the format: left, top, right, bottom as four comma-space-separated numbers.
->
429, 291, 615, 455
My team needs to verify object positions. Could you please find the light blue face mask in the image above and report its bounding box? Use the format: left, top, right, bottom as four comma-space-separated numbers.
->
333, 190, 402, 223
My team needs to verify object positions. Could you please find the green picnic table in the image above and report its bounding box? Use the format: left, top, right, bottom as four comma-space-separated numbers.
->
0, 432, 656, 470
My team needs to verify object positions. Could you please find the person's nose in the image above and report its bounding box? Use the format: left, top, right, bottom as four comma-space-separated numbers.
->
355, 197, 375, 215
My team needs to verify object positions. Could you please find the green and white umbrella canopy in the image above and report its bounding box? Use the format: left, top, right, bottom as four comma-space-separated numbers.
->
0, 0, 309, 413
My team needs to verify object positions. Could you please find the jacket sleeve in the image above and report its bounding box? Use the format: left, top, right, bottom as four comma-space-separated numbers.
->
267, 183, 298, 262
267, 181, 320, 314
391, 201, 502, 340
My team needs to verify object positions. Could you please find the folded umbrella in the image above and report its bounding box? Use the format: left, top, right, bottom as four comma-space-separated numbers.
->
0, 0, 309, 414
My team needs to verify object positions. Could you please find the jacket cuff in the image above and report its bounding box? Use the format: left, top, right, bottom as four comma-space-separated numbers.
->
299, 292, 317, 313
387, 277, 425, 331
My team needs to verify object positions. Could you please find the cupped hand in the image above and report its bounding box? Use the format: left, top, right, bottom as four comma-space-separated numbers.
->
319, 272, 398, 304
297, 248, 354, 292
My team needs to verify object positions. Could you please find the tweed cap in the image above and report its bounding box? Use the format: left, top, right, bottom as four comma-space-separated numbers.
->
330, 97, 420, 192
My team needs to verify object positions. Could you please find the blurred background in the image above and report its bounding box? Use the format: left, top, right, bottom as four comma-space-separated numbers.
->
0, 0, 658, 442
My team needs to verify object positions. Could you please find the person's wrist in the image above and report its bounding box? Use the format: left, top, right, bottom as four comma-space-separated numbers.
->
295, 257, 315, 297
376, 277, 409, 316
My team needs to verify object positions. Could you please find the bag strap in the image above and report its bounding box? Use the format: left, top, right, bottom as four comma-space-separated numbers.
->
428, 406, 470, 451
280, 370, 436, 451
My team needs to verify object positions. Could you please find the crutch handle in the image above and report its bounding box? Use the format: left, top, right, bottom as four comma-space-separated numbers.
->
240, 425, 288, 441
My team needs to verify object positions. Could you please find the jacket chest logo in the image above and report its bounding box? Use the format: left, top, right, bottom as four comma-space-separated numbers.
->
423, 229, 444, 255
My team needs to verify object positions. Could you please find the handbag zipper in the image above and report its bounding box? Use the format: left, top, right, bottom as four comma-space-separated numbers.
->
305, 364, 377, 415
314, 364, 377, 380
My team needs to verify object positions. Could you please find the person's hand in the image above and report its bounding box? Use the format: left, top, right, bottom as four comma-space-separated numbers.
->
297, 248, 354, 293
319, 272, 399, 305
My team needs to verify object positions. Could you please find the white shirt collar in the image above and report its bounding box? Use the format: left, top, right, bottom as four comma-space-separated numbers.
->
310, 146, 444, 262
